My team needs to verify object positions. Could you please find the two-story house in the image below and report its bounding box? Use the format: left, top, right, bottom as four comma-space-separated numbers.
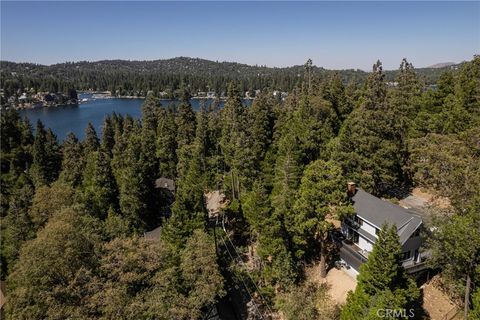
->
338, 182, 426, 275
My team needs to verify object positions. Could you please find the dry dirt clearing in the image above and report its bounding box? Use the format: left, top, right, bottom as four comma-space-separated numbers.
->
422, 280, 460, 320
325, 268, 357, 305
307, 264, 357, 306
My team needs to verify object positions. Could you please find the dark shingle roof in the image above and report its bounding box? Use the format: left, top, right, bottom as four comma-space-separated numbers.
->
155, 177, 175, 192
352, 189, 422, 244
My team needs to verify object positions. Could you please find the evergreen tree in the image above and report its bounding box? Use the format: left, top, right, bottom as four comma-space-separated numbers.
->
5, 207, 101, 320
341, 224, 420, 319
205, 99, 224, 188
249, 92, 276, 173
471, 288, 480, 320
101, 115, 115, 155
117, 134, 151, 231
220, 82, 249, 198
156, 105, 178, 179
0, 110, 33, 216
0, 176, 35, 276
292, 160, 353, 277
141, 94, 160, 180
161, 140, 206, 251
83, 122, 100, 155
175, 87, 196, 180
427, 202, 480, 319
271, 130, 303, 234
175, 90, 195, 148
82, 150, 118, 219
29, 180, 76, 231
179, 229, 225, 314
193, 105, 208, 175
0, 109, 22, 155
59, 132, 84, 188
407, 131, 479, 211
30, 120, 61, 186
295, 90, 337, 162
242, 180, 296, 287
322, 72, 352, 125
91, 230, 224, 319
455, 55, 480, 115
276, 281, 336, 320
139, 96, 162, 227
333, 61, 403, 194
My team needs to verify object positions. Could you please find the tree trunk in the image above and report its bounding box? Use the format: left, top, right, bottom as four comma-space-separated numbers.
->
464, 273, 471, 320
320, 240, 327, 278
231, 171, 236, 200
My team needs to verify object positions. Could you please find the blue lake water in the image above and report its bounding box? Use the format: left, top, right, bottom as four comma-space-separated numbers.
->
19, 93, 244, 141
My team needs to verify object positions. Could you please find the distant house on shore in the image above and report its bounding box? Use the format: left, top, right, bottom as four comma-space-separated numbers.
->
18, 93, 28, 103
206, 91, 216, 98
336, 183, 427, 276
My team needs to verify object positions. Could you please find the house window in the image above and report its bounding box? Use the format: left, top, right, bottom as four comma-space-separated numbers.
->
401, 251, 411, 261
353, 232, 359, 244
375, 228, 379, 235
354, 216, 363, 226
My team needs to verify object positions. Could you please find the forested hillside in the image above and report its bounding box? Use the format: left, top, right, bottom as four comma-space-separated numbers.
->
0, 56, 479, 319
1, 57, 462, 100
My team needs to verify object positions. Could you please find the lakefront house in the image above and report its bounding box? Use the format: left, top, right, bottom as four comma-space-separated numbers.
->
337, 182, 427, 275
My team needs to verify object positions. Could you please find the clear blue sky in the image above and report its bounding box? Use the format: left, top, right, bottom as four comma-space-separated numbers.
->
1, 1, 479, 70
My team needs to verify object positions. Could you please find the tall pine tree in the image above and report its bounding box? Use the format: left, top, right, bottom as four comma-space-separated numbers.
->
342, 224, 420, 319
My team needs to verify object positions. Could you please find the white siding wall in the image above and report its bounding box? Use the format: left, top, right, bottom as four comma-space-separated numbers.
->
358, 236, 373, 252
359, 218, 378, 237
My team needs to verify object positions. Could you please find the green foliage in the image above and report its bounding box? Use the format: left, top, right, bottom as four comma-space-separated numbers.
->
90, 230, 223, 319
5, 207, 102, 319
292, 160, 353, 264
0, 58, 455, 102
276, 281, 337, 320
180, 229, 226, 312
242, 180, 296, 287
220, 82, 251, 197
249, 92, 276, 171
160, 106, 209, 249
427, 202, 480, 317
117, 134, 152, 231
30, 120, 61, 186
0, 113, 33, 218
101, 115, 115, 155
82, 150, 118, 219
471, 288, 480, 320
341, 224, 420, 320
29, 180, 76, 230
408, 131, 479, 210
175, 95, 196, 180
160, 164, 206, 250
1, 56, 479, 318
333, 61, 404, 194
0, 177, 35, 276
156, 105, 178, 179
83, 122, 100, 156
59, 132, 84, 188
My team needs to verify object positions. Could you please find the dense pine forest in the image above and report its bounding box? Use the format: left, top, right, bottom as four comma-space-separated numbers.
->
0, 57, 463, 101
0, 56, 479, 319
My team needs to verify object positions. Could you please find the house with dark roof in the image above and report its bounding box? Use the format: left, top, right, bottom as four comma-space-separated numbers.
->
337, 182, 427, 275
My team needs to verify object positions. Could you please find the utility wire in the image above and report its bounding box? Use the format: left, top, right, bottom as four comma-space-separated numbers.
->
219, 233, 265, 320
222, 229, 275, 316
